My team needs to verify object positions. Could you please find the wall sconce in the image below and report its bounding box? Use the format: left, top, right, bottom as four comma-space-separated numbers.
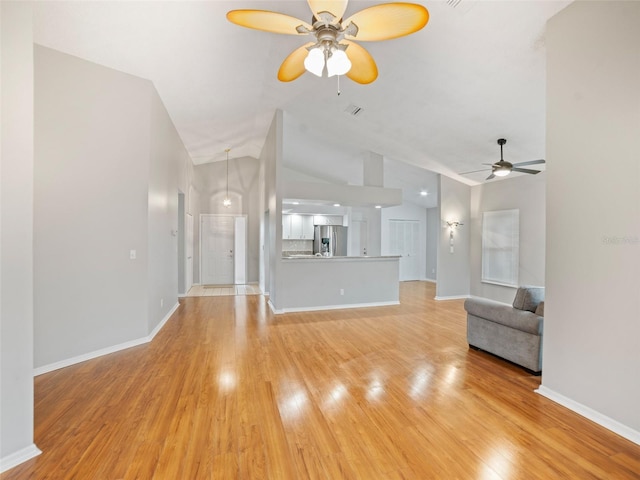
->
446, 221, 464, 253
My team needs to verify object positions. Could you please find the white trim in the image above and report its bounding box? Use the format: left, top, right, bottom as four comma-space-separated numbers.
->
535, 386, 640, 446
34, 302, 180, 377
0, 444, 42, 473
270, 301, 400, 315
267, 299, 277, 314
434, 295, 470, 301
481, 280, 518, 288
149, 302, 179, 340
422, 278, 437, 284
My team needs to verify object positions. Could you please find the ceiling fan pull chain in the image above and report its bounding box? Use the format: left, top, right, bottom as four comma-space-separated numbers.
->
337, 74, 341, 96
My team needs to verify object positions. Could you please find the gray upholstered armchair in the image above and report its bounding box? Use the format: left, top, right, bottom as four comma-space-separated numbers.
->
464, 287, 545, 374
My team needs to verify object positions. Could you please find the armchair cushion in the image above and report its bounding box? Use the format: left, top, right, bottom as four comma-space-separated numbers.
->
512, 286, 545, 312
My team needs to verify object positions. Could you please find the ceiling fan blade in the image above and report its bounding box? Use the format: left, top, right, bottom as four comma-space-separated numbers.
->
486, 173, 496, 180
278, 43, 315, 82
344, 3, 429, 41
511, 167, 541, 175
512, 159, 545, 167
227, 10, 311, 35
307, 0, 348, 21
343, 40, 378, 84
459, 168, 490, 175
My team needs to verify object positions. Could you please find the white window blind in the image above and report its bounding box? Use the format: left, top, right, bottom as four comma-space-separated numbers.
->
482, 209, 519, 286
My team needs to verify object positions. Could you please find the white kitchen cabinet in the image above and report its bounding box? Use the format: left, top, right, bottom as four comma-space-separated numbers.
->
283, 214, 314, 239
313, 215, 344, 226
282, 215, 292, 239
301, 215, 314, 238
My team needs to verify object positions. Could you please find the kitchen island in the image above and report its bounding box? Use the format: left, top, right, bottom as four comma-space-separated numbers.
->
270, 255, 400, 313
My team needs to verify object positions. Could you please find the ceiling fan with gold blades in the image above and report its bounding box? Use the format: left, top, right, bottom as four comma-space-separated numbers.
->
227, 0, 429, 84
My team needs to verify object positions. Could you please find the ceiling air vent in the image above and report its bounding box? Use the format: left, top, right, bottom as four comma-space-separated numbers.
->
446, 0, 463, 7
344, 104, 363, 117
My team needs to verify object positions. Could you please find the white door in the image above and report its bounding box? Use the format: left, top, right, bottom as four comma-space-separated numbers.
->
186, 213, 194, 292
201, 215, 235, 285
350, 219, 368, 256
390, 219, 419, 281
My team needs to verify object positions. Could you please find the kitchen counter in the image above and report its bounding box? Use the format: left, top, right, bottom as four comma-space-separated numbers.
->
282, 255, 400, 260
271, 255, 400, 314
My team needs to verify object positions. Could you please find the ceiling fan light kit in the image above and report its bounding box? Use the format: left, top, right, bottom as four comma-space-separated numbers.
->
227, 0, 429, 84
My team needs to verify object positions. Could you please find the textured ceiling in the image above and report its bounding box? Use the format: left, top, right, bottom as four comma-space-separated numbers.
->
32, 0, 570, 188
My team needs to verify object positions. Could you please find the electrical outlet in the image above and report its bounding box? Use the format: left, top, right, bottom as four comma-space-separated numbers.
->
340, 289, 344, 296
160, 298, 164, 308
130, 249, 136, 260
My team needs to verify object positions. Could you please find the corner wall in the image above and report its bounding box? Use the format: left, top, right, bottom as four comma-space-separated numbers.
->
33, 46, 197, 371
34, 46, 150, 367
436, 176, 470, 299
541, 0, 640, 441
1, 2, 40, 470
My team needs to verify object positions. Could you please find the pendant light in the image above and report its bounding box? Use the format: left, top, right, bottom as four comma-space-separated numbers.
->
223, 148, 231, 208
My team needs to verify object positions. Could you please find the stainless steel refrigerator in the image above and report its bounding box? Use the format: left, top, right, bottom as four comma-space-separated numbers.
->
313, 225, 348, 257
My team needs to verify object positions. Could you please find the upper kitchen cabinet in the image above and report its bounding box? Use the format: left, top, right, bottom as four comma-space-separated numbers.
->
283, 214, 314, 239
314, 215, 345, 226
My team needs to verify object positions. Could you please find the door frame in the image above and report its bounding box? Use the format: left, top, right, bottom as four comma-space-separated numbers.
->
199, 213, 248, 285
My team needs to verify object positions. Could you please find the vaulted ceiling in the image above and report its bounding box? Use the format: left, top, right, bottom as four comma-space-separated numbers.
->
32, 0, 570, 189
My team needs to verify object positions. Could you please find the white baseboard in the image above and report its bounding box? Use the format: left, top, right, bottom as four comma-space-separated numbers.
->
434, 294, 470, 301
34, 302, 180, 377
422, 278, 437, 284
149, 302, 180, 341
0, 443, 41, 474
535, 385, 640, 446
267, 299, 277, 314
270, 300, 400, 315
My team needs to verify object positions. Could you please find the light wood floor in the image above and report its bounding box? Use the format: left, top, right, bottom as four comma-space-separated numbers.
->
3, 282, 639, 479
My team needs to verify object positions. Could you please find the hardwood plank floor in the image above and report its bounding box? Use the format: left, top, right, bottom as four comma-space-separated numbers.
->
3, 282, 639, 479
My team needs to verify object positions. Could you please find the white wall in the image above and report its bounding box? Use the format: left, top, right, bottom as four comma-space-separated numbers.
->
470, 173, 546, 303
195, 156, 261, 283
0, 2, 40, 469
261, 110, 283, 307
34, 46, 150, 367
426, 207, 438, 281
436, 176, 470, 299
541, 0, 640, 441
33, 46, 197, 370
148, 88, 193, 331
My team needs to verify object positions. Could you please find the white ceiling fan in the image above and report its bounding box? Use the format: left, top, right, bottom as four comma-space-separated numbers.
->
227, 0, 429, 84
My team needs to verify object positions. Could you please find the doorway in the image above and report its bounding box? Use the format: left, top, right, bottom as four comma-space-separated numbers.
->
200, 214, 247, 285
177, 193, 194, 296
389, 219, 420, 281
350, 219, 369, 256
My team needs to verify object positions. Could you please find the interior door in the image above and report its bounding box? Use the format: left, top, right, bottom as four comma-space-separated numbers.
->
186, 213, 194, 292
390, 219, 419, 281
201, 215, 234, 285
350, 219, 368, 256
